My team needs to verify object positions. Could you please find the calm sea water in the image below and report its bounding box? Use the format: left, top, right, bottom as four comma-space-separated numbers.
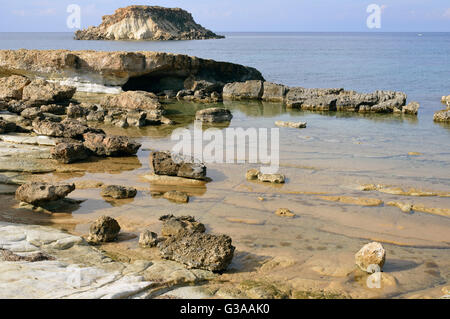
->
1, 32, 449, 117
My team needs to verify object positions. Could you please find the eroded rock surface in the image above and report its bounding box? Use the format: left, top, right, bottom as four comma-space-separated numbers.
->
15, 182, 75, 206
195, 107, 232, 123
75, 6, 224, 41
150, 151, 207, 180
83, 133, 141, 157
101, 185, 137, 199
160, 215, 205, 237
88, 216, 121, 243
355, 242, 386, 273
0, 75, 30, 101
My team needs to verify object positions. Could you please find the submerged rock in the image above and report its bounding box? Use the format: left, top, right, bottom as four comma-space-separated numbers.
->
258, 173, 286, 184
101, 185, 137, 199
150, 151, 207, 180
158, 230, 235, 272
75, 5, 224, 41
275, 208, 296, 218
0, 75, 30, 101
15, 182, 75, 206
159, 215, 205, 237
83, 133, 141, 157
88, 216, 121, 243
139, 230, 158, 248
51, 141, 90, 164
275, 121, 307, 129
195, 108, 233, 123
355, 242, 386, 273
163, 190, 189, 203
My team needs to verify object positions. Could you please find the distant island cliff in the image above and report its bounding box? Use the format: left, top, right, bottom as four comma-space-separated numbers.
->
74, 5, 224, 41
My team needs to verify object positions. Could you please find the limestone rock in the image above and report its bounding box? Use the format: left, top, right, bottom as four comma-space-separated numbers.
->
223, 81, 264, 100
158, 230, 235, 272
15, 182, 75, 206
163, 190, 189, 203
100, 185, 137, 199
402, 101, 420, 115
100, 91, 162, 111
150, 151, 207, 180
139, 230, 158, 248
75, 5, 224, 41
83, 133, 141, 157
33, 118, 102, 139
40, 104, 66, 115
275, 208, 295, 218
0, 75, 30, 101
355, 242, 386, 273
262, 82, 288, 102
434, 109, 450, 122
20, 107, 43, 120
51, 141, 90, 164
275, 121, 307, 129
195, 108, 233, 123
160, 215, 205, 237
22, 79, 76, 106
88, 216, 121, 243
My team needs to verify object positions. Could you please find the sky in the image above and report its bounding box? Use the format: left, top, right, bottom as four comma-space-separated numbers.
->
0, 0, 449, 32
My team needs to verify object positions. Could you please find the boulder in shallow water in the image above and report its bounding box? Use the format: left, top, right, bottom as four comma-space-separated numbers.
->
434, 109, 450, 122
22, 79, 76, 106
275, 121, 306, 129
159, 215, 205, 237
223, 81, 264, 100
262, 82, 288, 102
88, 216, 121, 244
51, 141, 90, 164
150, 151, 207, 180
195, 107, 232, 123
83, 133, 141, 157
163, 190, 189, 203
355, 242, 386, 273
15, 182, 75, 206
100, 91, 162, 111
402, 101, 420, 115
100, 185, 137, 199
158, 230, 235, 272
258, 173, 285, 184
0, 75, 31, 101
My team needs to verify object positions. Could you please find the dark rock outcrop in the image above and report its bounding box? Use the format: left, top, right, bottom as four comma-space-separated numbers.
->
75, 5, 224, 41
150, 151, 207, 180
15, 182, 75, 206
88, 216, 121, 243
195, 107, 233, 123
83, 133, 141, 157
51, 142, 91, 164
100, 185, 137, 199
158, 230, 235, 272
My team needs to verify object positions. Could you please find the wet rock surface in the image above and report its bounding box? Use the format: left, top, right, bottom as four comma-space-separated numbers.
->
88, 216, 121, 244
101, 185, 137, 199
15, 182, 75, 206
434, 109, 450, 122
150, 151, 207, 180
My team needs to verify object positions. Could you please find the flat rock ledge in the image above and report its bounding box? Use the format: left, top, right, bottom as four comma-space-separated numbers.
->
223, 81, 419, 115
0, 222, 216, 299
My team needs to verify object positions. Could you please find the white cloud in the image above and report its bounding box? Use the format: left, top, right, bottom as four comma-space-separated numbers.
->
443, 8, 450, 19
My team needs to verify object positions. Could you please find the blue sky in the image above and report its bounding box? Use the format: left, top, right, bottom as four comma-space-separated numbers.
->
0, 0, 449, 32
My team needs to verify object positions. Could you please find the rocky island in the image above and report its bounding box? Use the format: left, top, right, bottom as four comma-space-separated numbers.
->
75, 5, 224, 41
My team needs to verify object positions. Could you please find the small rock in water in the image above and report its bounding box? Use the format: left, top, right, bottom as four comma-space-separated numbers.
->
83, 133, 141, 157
51, 141, 90, 164
158, 230, 235, 272
159, 215, 205, 237
163, 190, 189, 203
275, 208, 295, 218
88, 216, 121, 244
258, 173, 285, 184
433, 109, 450, 122
246, 169, 260, 180
139, 230, 158, 248
15, 182, 75, 206
275, 121, 307, 129
402, 101, 420, 115
150, 151, 207, 180
387, 201, 413, 213
355, 242, 386, 273
195, 107, 233, 123
101, 185, 137, 199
